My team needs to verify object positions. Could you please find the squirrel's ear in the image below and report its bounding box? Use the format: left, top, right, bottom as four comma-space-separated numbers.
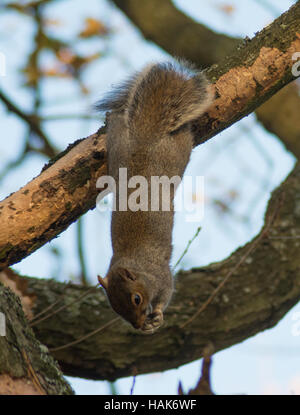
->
98, 275, 108, 290
117, 267, 136, 282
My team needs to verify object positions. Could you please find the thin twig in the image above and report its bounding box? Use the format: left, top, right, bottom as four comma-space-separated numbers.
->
77, 217, 89, 286
0, 89, 57, 158
49, 316, 120, 352
130, 375, 136, 395
29, 295, 65, 323
173, 227, 202, 271
21, 349, 45, 394
108, 381, 118, 395
40, 114, 100, 121
30, 284, 99, 326
180, 195, 283, 329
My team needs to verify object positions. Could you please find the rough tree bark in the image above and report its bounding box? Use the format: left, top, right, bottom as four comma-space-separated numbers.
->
0, 275, 73, 394
0, 1, 299, 393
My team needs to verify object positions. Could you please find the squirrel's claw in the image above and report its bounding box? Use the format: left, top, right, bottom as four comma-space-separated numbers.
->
141, 310, 163, 333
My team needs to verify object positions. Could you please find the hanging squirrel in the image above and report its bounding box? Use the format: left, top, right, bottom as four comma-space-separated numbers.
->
96, 61, 213, 333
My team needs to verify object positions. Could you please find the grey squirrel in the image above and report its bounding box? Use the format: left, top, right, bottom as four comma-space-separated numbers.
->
96, 61, 213, 333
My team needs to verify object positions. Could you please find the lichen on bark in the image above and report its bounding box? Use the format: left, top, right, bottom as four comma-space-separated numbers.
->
0, 283, 74, 395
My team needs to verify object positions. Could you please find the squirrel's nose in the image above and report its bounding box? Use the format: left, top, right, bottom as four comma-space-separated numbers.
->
132, 322, 142, 329
132, 314, 147, 329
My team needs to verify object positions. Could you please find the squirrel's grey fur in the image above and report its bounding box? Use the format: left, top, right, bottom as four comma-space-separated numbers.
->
96, 61, 213, 333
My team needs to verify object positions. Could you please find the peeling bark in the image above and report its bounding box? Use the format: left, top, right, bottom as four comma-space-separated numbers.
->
0, 4, 299, 270
0, 133, 106, 270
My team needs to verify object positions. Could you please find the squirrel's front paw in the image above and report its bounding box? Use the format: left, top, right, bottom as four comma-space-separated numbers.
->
142, 310, 163, 333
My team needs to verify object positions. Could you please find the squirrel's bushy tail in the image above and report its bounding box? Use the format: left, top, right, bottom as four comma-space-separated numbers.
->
95, 61, 214, 135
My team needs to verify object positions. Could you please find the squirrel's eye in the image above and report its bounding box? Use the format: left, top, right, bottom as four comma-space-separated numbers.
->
131, 292, 143, 306
134, 294, 141, 305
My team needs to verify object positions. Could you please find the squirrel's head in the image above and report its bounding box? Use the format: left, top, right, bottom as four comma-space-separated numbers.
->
98, 267, 162, 333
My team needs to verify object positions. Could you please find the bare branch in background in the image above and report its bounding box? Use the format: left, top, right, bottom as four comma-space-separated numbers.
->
0, 89, 57, 158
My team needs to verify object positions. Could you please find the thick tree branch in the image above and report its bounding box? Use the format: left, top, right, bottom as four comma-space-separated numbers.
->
0, 5, 299, 270
0, 274, 73, 394
255, 82, 300, 159
111, 0, 300, 157
3, 160, 300, 381
112, 0, 240, 66
0, 133, 107, 270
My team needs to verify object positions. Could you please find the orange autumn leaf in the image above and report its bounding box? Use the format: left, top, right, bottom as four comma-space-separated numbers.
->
42, 66, 71, 78
57, 48, 101, 69
80, 84, 90, 95
79, 17, 108, 38
56, 48, 76, 65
